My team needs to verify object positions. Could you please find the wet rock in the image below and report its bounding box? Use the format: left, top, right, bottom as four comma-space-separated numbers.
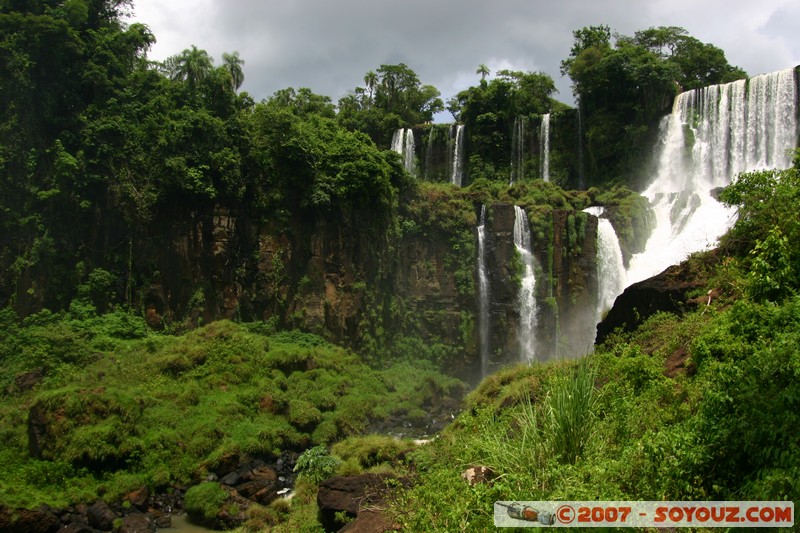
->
146, 511, 171, 529
124, 486, 150, 509
116, 513, 155, 533
87, 500, 117, 531
59, 523, 99, 533
0, 505, 60, 533
234, 464, 279, 505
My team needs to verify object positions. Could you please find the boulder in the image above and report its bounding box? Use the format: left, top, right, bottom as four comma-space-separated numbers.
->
595, 262, 705, 345
0, 505, 61, 533
317, 474, 408, 533
87, 501, 117, 531
116, 513, 155, 533
124, 486, 150, 509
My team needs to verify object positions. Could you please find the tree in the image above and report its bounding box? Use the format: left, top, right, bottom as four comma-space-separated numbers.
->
476, 64, 490, 81
168, 45, 213, 90
560, 25, 747, 183
222, 51, 244, 91
363, 70, 377, 102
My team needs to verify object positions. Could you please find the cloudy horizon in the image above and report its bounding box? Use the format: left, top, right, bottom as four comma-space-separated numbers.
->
128, 0, 800, 121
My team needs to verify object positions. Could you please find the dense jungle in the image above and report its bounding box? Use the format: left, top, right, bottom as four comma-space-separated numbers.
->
0, 1, 798, 531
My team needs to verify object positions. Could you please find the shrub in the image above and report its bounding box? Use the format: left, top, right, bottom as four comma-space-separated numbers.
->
293, 445, 340, 484
185, 482, 229, 526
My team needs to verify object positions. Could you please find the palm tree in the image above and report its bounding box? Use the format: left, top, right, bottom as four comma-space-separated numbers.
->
476, 64, 490, 81
222, 51, 245, 91
173, 45, 214, 90
363, 70, 378, 102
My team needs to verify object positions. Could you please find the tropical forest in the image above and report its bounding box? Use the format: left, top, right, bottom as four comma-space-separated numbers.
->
0, 1, 798, 532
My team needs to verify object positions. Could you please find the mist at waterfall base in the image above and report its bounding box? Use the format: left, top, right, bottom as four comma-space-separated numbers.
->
476, 67, 798, 378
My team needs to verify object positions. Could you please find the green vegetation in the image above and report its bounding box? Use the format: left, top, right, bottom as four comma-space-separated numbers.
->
0, 314, 461, 509
369, 160, 800, 530
1, 3, 796, 532
561, 25, 747, 184
185, 482, 230, 526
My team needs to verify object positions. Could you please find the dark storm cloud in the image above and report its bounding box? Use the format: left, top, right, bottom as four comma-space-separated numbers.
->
131, 0, 799, 118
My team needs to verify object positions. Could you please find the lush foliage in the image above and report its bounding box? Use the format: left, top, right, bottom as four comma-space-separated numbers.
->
561, 25, 747, 183
0, 314, 462, 509
447, 69, 564, 182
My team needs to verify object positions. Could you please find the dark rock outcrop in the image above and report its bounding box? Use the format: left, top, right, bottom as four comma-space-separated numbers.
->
0, 505, 61, 533
317, 473, 408, 533
87, 501, 117, 531
595, 261, 705, 345
116, 513, 155, 533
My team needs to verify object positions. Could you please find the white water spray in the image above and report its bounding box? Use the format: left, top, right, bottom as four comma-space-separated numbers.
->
513, 206, 537, 362
477, 205, 490, 376
451, 124, 465, 186
584, 207, 626, 325
540, 113, 550, 182
391, 128, 416, 176
627, 68, 798, 285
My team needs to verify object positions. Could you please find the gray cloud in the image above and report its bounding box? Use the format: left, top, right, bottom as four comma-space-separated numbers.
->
130, 0, 800, 119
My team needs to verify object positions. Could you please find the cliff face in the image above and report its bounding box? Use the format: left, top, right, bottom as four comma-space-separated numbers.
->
11, 181, 650, 377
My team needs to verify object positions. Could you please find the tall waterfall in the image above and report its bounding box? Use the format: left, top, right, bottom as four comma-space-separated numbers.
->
513, 206, 537, 362
391, 128, 416, 176
477, 205, 490, 377
540, 113, 550, 182
510, 116, 525, 184
424, 127, 436, 180
584, 207, 626, 326
627, 68, 799, 285
451, 124, 465, 186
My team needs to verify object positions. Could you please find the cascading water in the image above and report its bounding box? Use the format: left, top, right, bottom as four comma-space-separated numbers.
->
424, 127, 436, 180
584, 207, 626, 327
451, 124, 465, 186
391, 128, 416, 176
513, 205, 537, 362
476, 205, 490, 377
540, 113, 550, 182
510, 116, 525, 184
627, 68, 799, 286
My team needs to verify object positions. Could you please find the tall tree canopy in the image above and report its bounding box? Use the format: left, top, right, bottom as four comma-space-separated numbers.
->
560, 25, 747, 183
337, 63, 444, 147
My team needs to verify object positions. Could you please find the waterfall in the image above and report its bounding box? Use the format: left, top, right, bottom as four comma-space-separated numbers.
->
510, 116, 525, 184
424, 127, 436, 180
540, 113, 550, 182
451, 124, 465, 186
577, 108, 585, 189
477, 205, 490, 377
627, 68, 799, 286
584, 207, 626, 326
391, 128, 416, 176
513, 205, 537, 362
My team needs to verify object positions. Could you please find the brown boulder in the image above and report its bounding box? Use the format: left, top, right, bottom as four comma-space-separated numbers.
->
317, 474, 408, 533
116, 513, 155, 533
0, 505, 60, 533
87, 500, 117, 531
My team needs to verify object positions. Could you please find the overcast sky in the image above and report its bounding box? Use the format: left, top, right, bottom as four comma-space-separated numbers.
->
127, 0, 800, 121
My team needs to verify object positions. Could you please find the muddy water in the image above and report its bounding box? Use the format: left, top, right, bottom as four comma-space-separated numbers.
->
160, 514, 215, 532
